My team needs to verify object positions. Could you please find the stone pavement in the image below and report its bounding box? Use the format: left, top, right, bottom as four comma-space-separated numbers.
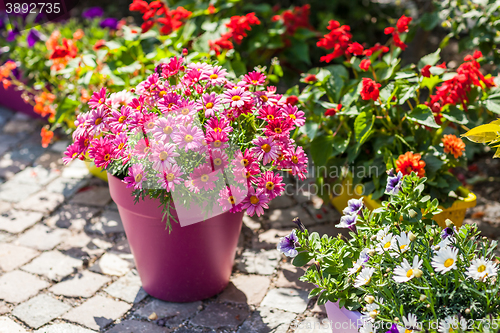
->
0, 107, 342, 333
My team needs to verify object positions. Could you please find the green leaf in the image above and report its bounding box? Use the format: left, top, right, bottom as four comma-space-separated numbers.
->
231, 60, 247, 77
289, 40, 311, 65
82, 54, 96, 68
407, 105, 440, 128
418, 48, 441, 69
485, 99, 500, 114
286, 85, 299, 96
441, 105, 469, 125
292, 252, 312, 267
420, 12, 440, 31
332, 132, 351, 156
274, 64, 284, 77
311, 135, 334, 167
354, 111, 375, 147
309, 288, 323, 298
300, 122, 318, 140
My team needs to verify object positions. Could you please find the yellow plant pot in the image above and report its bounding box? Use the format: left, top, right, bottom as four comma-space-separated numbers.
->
330, 177, 476, 229
85, 161, 108, 182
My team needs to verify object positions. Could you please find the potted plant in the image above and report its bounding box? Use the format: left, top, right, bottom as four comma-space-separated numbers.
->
63, 55, 308, 302
289, 14, 500, 226
279, 172, 500, 332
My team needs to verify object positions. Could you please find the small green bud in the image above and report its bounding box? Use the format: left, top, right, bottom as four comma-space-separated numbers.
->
409, 232, 416, 242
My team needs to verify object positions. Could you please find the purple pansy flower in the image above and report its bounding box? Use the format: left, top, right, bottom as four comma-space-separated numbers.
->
342, 198, 364, 216
27, 29, 41, 48
386, 324, 400, 333
441, 227, 454, 239
277, 230, 299, 257
100, 18, 119, 29
82, 7, 104, 19
386, 170, 403, 195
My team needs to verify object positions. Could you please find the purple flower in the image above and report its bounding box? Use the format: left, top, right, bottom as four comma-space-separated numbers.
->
27, 29, 41, 48
293, 217, 306, 232
386, 170, 403, 195
82, 7, 104, 19
7, 27, 19, 42
441, 227, 454, 240
342, 198, 364, 216
277, 230, 299, 257
386, 324, 400, 333
100, 18, 119, 29
335, 214, 357, 233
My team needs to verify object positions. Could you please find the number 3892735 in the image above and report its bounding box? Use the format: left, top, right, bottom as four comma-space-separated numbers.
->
6, 3, 61, 14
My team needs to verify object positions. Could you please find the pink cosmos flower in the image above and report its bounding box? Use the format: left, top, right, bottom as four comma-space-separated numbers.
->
250, 136, 280, 165
133, 138, 152, 159
281, 104, 305, 127
243, 71, 266, 86
172, 99, 197, 123
199, 93, 221, 117
158, 92, 181, 114
157, 163, 184, 192
202, 65, 228, 86
88, 105, 108, 135
109, 106, 133, 133
88, 137, 116, 169
182, 68, 203, 86
88, 87, 107, 109
172, 124, 204, 152
189, 163, 219, 192
242, 187, 269, 217
150, 142, 179, 172
258, 171, 285, 199
285, 146, 308, 180
124, 164, 147, 189
152, 117, 177, 143
222, 87, 252, 109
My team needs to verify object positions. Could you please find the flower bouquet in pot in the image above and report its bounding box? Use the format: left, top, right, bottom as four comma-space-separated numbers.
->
63, 55, 308, 301
279, 173, 500, 333
290, 14, 500, 225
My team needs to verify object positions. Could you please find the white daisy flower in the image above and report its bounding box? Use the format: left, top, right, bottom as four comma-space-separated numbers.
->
402, 313, 422, 332
376, 233, 396, 255
466, 257, 498, 281
432, 246, 458, 274
348, 257, 365, 276
359, 321, 377, 333
438, 315, 459, 333
434, 237, 454, 252
393, 255, 423, 283
395, 232, 411, 256
354, 267, 375, 288
376, 225, 391, 241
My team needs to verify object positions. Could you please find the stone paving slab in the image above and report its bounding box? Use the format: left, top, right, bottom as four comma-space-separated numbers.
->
89, 252, 133, 276
0, 270, 49, 303
34, 323, 96, 333
70, 187, 111, 207
12, 294, 71, 329
0, 316, 27, 333
294, 317, 331, 333
21, 250, 83, 281
45, 204, 99, 231
9, 166, 60, 186
49, 270, 111, 298
275, 263, 311, 291
0, 243, 40, 271
236, 306, 296, 333
260, 288, 310, 314
61, 160, 90, 179
134, 299, 202, 327
86, 210, 124, 235
107, 320, 173, 333
0, 201, 11, 214
0, 301, 9, 315
218, 274, 271, 306
0, 210, 43, 233
190, 303, 249, 330
15, 224, 70, 251
46, 177, 88, 198
268, 207, 314, 229
0, 182, 42, 203
14, 190, 65, 214
62, 295, 132, 331
236, 249, 280, 275
33, 151, 65, 170
104, 269, 147, 303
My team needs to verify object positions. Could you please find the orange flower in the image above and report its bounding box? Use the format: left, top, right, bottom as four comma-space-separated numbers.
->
396, 152, 426, 177
2, 79, 11, 89
41, 128, 54, 148
442, 134, 466, 159
46, 30, 61, 51
81, 89, 90, 103
33, 92, 56, 118
73, 29, 84, 40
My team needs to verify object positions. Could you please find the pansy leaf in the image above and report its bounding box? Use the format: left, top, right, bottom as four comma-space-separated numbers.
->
407, 105, 440, 128
292, 252, 312, 267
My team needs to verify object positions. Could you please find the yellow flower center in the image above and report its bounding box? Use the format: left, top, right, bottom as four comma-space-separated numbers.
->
166, 173, 175, 181
95, 118, 102, 125
104, 154, 111, 161
159, 91, 166, 97
214, 140, 222, 148
406, 269, 414, 278
118, 115, 126, 123
214, 127, 222, 133
478, 265, 486, 273
274, 128, 282, 134
210, 74, 218, 79
146, 122, 155, 129
444, 258, 455, 268
291, 155, 299, 164
242, 159, 249, 167
206, 102, 214, 109
405, 330, 413, 333
231, 95, 241, 101
267, 115, 274, 120
261, 144, 271, 153
184, 134, 193, 143
245, 171, 251, 178
266, 181, 275, 190
181, 108, 190, 115
118, 143, 125, 150
136, 105, 141, 110
384, 242, 392, 249
250, 195, 259, 204
163, 126, 173, 134
260, 95, 268, 102
214, 158, 222, 166
228, 196, 235, 204
289, 114, 296, 120
252, 80, 258, 84
134, 174, 142, 182
400, 244, 407, 251
143, 147, 150, 154
99, 98, 104, 104
201, 174, 209, 182
159, 151, 168, 161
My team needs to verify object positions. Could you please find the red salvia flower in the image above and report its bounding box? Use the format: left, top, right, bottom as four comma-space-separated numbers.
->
396, 15, 412, 33
209, 12, 260, 55
360, 78, 381, 101
317, 20, 352, 63
359, 59, 371, 71
304, 74, 317, 83
421, 65, 431, 78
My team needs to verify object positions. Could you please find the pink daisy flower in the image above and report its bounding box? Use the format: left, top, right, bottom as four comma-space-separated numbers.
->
172, 124, 204, 152
202, 65, 228, 86
129, 96, 146, 112
187, 62, 212, 73
88, 105, 109, 135
217, 186, 246, 213
281, 104, 305, 127
209, 149, 229, 170
242, 187, 269, 217
160, 56, 185, 78
243, 71, 266, 86
158, 92, 181, 114
109, 106, 133, 133
199, 93, 222, 118
133, 138, 152, 159
73, 113, 91, 139
205, 116, 232, 135
136, 112, 159, 133
172, 99, 197, 123
63, 142, 83, 164
206, 131, 228, 149
124, 164, 147, 190
264, 118, 294, 139
182, 68, 203, 86
257, 104, 281, 122
222, 87, 252, 109
285, 146, 308, 180
88, 138, 116, 169
257, 171, 285, 199
88, 87, 107, 109
150, 142, 179, 172
113, 133, 129, 159
250, 136, 280, 165
189, 163, 219, 192
108, 90, 133, 109
152, 117, 177, 143
157, 163, 184, 192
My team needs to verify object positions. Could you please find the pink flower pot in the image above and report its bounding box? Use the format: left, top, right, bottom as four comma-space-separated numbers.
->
108, 174, 244, 302
325, 301, 363, 333
0, 84, 40, 118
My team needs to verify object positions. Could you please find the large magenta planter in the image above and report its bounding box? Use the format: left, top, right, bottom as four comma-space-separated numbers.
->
0, 84, 40, 118
108, 174, 244, 302
325, 301, 363, 332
